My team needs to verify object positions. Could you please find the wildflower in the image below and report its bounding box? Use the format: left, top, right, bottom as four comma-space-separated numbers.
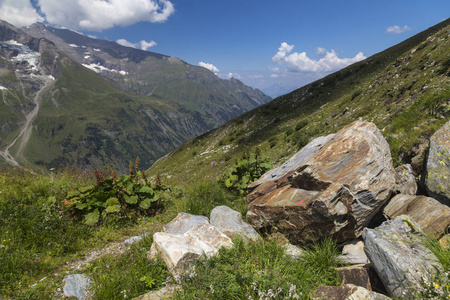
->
209, 284, 215, 294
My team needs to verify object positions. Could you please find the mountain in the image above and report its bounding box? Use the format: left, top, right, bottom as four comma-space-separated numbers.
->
22, 23, 271, 126
0, 21, 271, 172
148, 18, 450, 183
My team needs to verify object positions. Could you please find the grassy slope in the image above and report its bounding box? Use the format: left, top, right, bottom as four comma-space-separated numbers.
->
149, 18, 450, 184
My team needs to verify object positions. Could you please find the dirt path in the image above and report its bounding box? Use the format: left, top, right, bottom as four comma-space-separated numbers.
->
0, 76, 54, 167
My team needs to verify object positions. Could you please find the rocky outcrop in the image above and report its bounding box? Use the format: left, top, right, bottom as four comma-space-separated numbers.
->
383, 194, 450, 239
246, 121, 396, 244
362, 215, 443, 298
393, 164, 417, 195
337, 266, 372, 291
424, 120, 450, 204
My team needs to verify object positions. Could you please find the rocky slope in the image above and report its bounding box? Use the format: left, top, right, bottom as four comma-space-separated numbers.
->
0, 21, 271, 172
149, 18, 450, 184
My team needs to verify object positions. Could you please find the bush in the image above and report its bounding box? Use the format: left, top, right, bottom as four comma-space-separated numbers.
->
64, 159, 176, 226
295, 120, 308, 131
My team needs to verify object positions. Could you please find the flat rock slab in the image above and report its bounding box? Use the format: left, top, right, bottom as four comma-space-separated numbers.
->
311, 284, 391, 300
210, 205, 261, 242
337, 266, 371, 290
362, 215, 443, 298
248, 134, 335, 191
383, 194, 450, 239
424, 120, 450, 204
162, 212, 209, 235
62, 274, 91, 300
247, 121, 395, 244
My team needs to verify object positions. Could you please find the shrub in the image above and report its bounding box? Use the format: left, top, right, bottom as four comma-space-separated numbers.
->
220, 149, 272, 194
64, 158, 175, 226
295, 120, 308, 131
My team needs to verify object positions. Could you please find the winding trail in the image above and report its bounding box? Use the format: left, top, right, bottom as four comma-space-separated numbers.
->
0, 75, 54, 167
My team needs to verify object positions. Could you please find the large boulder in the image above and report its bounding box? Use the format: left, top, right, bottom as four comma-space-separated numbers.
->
424, 120, 450, 204
247, 121, 396, 244
362, 215, 443, 298
152, 223, 233, 275
210, 205, 261, 242
383, 194, 450, 239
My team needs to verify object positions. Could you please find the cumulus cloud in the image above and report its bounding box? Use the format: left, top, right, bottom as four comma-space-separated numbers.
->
2, 0, 175, 31
199, 62, 220, 75
272, 43, 366, 73
0, 0, 44, 27
316, 47, 327, 56
117, 38, 157, 50
270, 74, 279, 78
268, 67, 280, 72
386, 25, 411, 34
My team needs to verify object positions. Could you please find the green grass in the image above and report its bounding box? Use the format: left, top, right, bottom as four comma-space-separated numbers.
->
173, 237, 340, 300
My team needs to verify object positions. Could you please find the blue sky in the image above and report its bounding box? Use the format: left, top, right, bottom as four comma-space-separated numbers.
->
1, 0, 448, 97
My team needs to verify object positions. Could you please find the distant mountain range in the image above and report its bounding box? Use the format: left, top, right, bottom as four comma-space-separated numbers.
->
0, 21, 271, 172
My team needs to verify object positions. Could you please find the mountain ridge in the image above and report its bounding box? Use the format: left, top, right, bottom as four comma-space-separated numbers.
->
0, 20, 271, 172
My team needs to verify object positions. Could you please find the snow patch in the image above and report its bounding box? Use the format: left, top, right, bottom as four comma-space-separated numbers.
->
0, 86, 7, 90
69, 44, 78, 48
0, 40, 41, 70
93, 48, 101, 52
82, 63, 128, 75
84, 55, 90, 59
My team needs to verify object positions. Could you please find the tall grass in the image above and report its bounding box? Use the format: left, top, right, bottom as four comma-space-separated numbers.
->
173, 238, 340, 299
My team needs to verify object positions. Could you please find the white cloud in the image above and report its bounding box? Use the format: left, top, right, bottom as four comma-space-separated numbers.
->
199, 62, 220, 75
386, 25, 411, 34
116, 39, 157, 50
0, 0, 44, 27
316, 47, 327, 56
227, 72, 241, 79
249, 74, 264, 79
268, 67, 279, 72
270, 74, 279, 78
8, 0, 175, 31
272, 43, 366, 73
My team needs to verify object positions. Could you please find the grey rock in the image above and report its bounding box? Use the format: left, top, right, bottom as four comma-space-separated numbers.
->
424, 120, 450, 204
62, 274, 91, 300
383, 194, 450, 239
247, 121, 395, 245
248, 134, 335, 191
210, 205, 261, 242
393, 164, 417, 195
162, 212, 209, 235
362, 215, 443, 298
282, 243, 304, 260
340, 240, 369, 265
